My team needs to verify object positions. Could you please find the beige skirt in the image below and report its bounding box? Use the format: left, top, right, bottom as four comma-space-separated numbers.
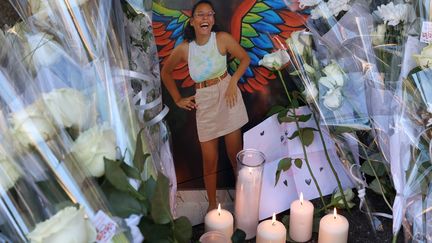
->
195, 74, 248, 142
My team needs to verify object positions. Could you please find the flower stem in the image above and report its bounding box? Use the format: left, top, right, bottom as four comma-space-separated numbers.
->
392, 234, 397, 243
277, 70, 328, 210
311, 112, 350, 211
359, 143, 393, 211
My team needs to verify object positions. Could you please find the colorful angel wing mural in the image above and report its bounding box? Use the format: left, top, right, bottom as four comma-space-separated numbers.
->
229, 0, 307, 92
152, 0, 307, 93
152, 3, 194, 87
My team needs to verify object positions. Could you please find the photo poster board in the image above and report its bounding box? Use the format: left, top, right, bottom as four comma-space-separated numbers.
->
152, 0, 307, 190
243, 106, 354, 219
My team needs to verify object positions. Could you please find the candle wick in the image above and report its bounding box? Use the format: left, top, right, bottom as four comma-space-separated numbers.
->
301, 201, 303, 206
272, 221, 276, 226
218, 212, 221, 216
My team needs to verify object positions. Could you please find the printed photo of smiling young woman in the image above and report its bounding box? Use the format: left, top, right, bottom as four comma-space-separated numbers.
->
161, 0, 250, 214
154, 0, 306, 224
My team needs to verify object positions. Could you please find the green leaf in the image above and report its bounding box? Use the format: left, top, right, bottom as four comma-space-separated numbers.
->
139, 216, 172, 243
267, 105, 286, 117
133, 129, 146, 173
361, 161, 386, 177
299, 128, 315, 146
173, 216, 192, 243
241, 23, 259, 37
140, 176, 157, 200
151, 172, 173, 224
108, 190, 146, 217
369, 178, 386, 195
294, 158, 303, 169
243, 13, 263, 23
104, 159, 145, 200
287, 130, 299, 140
290, 99, 299, 109
240, 37, 254, 49
275, 158, 292, 186
231, 229, 246, 243
278, 115, 297, 123
120, 163, 141, 180
297, 114, 312, 122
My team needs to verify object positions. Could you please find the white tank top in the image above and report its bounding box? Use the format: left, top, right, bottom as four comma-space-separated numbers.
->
188, 32, 227, 83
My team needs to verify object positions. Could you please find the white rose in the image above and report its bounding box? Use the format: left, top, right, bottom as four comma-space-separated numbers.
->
9, 101, 57, 148
259, 50, 290, 70
372, 24, 386, 46
323, 87, 343, 110
298, 0, 321, 9
310, 2, 332, 20
375, 3, 408, 26
24, 33, 63, 68
287, 31, 312, 56
27, 206, 96, 243
319, 62, 345, 88
0, 153, 21, 192
42, 88, 91, 129
303, 82, 318, 104
327, 0, 351, 17
70, 125, 116, 177
413, 44, 432, 69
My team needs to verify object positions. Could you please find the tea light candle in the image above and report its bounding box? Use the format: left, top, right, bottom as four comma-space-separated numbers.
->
199, 231, 229, 243
318, 208, 349, 243
204, 204, 234, 238
256, 213, 286, 243
289, 192, 314, 242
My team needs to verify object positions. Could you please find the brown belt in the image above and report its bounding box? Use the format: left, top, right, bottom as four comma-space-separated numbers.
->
195, 71, 228, 89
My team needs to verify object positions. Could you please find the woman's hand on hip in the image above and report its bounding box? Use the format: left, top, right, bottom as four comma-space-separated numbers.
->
225, 82, 238, 108
175, 96, 196, 110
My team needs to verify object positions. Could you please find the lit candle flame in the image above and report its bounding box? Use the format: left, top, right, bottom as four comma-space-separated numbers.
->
272, 213, 276, 225
218, 203, 221, 216
333, 208, 337, 219
300, 192, 303, 205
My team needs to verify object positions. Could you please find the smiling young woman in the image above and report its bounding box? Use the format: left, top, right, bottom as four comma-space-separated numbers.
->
161, 0, 250, 212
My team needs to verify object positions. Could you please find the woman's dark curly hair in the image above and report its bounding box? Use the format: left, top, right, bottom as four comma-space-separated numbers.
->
183, 0, 220, 42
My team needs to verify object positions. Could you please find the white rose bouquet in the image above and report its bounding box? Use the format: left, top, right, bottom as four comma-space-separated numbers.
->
373, 2, 414, 82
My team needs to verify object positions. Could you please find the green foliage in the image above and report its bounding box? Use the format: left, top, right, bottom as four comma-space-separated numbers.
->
231, 229, 246, 243
294, 158, 303, 169
275, 158, 292, 186
330, 188, 355, 209
101, 129, 192, 243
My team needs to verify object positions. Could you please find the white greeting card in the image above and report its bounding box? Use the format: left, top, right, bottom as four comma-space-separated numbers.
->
243, 106, 354, 219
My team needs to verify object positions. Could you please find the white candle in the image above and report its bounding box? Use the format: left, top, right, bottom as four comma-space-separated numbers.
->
289, 192, 314, 242
318, 208, 349, 243
256, 213, 286, 243
204, 204, 234, 238
235, 166, 261, 239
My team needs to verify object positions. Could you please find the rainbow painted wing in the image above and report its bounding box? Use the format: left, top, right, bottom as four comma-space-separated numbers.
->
152, 3, 194, 87
230, 0, 307, 93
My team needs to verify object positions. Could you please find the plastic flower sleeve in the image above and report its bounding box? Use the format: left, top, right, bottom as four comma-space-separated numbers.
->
9, 0, 176, 213
0, 116, 99, 243
282, 8, 386, 233
0, 64, 131, 242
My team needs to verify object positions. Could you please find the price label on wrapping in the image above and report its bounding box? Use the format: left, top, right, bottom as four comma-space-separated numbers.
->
420, 21, 432, 43
93, 211, 117, 243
